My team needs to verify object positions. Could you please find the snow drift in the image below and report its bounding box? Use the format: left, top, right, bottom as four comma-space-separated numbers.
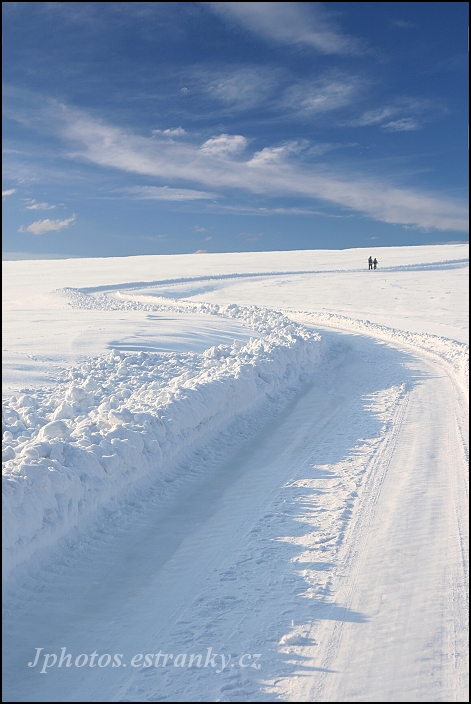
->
2, 304, 323, 578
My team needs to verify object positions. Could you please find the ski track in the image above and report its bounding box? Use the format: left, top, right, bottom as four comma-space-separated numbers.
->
2, 272, 469, 702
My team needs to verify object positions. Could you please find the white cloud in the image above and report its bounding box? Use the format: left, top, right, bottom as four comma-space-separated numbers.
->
126, 186, 217, 201
200, 134, 248, 156
2, 188, 16, 196
248, 142, 301, 166
248, 147, 287, 166
18, 215, 76, 235
205, 2, 363, 54
25, 199, 57, 210
54, 106, 468, 232
381, 118, 419, 132
152, 127, 186, 138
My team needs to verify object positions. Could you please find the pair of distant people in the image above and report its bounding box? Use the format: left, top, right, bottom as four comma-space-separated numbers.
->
368, 256, 378, 270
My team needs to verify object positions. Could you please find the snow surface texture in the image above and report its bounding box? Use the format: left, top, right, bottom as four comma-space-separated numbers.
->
2, 244, 468, 702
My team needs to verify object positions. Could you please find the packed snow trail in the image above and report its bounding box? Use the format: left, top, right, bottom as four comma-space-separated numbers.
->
284, 335, 469, 703
2, 325, 468, 702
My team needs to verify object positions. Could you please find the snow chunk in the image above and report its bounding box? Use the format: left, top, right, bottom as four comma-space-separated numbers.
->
108, 408, 133, 425
39, 420, 70, 440
52, 401, 74, 420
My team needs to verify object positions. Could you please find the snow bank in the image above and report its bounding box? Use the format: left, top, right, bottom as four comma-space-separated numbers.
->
293, 311, 469, 395
2, 304, 323, 578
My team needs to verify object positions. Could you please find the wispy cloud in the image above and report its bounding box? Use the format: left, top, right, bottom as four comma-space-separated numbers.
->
284, 72, 365, 116
347, 99, 440, 131
18, 214, 76, 235
203, 67, 278, 111
381, 118, 419, 132
349, 106, 398, 127
2, 189, 16, 196
24, 199, 57, 210
307, 142, 358, 157
126, 186, 218, 201
252, 206, 345, 217
200, 67, 363, 119
205, 2, 364, 54
17, 103, 469, 232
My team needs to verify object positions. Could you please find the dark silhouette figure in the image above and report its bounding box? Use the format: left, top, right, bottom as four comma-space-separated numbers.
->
373, 258, 378, 270
368, 256, 373, 270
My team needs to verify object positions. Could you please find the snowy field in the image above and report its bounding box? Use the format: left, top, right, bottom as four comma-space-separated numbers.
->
2, 243, 469, 702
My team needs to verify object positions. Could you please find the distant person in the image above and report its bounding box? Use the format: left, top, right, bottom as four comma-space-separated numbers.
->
373, 257, 378, 270
368, 256, 373, 270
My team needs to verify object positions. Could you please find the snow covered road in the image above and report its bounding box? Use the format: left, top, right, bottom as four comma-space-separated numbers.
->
3, 326, 468, 702
2, 245, 468, 701
294, 334, 469, 703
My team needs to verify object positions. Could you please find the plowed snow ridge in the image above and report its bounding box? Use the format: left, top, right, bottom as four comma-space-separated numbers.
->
2, 300, 323, 578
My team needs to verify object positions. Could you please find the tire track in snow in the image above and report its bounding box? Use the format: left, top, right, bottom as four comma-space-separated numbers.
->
267, 324, 467, 702
292, 386, 412, 703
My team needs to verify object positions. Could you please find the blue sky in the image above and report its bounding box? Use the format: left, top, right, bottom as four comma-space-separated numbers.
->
2, 2, 469, 258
